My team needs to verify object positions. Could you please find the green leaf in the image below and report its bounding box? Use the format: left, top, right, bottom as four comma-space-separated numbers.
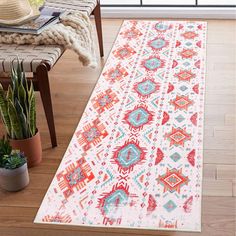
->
11, 67, 19, 100
2, 151, 26, 169
8, 100, 23, 139
16, 60, 23, 84
28, 82, 36, 136
15, 98, 29, 138
6, 86, 13, 103
0, 84, 11, 135
18, 82, 27, 115
2, 60, 37, 139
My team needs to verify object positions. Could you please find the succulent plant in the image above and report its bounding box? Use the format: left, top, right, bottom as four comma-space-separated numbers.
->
0, 137, 27, 170
0, 60, 36, 140
1, 152, 27, 170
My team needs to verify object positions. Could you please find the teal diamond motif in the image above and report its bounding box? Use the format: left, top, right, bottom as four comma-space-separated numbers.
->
103, 189, 128, 215
135, 79, 156, 96
170, 152, 181, 162
150, 38, 166, 49
183, 62, 190, 67
185, 42, 192, 46
117, 144, 142, 168
163, 200, 177, 212
175, 115, 185, 123
180, 85, 188, 91
155, 23, 169, 31
67, 167, 85, 186
127, 107, 151, 128
144, 58, 162, 70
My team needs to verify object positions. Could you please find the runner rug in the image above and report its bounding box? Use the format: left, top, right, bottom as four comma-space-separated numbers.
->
35, 20, 207, 232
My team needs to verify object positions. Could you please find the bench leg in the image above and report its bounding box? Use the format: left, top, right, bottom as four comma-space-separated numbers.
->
94, 2, 104, 57
36, 64, 57, 148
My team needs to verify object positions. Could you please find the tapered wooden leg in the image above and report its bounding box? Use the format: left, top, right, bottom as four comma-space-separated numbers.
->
36, 64, 57, 147
93, 2, 104, 57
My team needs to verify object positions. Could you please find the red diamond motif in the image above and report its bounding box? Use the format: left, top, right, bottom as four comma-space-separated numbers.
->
164, 173, 183, 188
157, 168, 189, 193
114, 45, 136, 59
170, 95, 193, 110
121, 28, 143, 39
170, 131, 186, 143
175, 70, 195, 82
56, 158, 95, 199
76, 119, 108, 151
165, 127, 191, 147
180, 49, 197, 59
181, 31, 198, 39
103, 64, 128, 83
92, 89, 119, 114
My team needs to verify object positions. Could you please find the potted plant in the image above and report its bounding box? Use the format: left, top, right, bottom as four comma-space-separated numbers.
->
0, 61, 42, 167
0, 136, 29, 191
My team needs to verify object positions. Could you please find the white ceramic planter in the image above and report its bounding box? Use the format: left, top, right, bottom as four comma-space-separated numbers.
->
0, 163, 29, 191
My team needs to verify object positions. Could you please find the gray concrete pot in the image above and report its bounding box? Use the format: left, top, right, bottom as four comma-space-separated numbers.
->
0, 163, 29, 191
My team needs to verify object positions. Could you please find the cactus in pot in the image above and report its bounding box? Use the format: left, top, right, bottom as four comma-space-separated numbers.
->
0, 61, 42, 167
0, 136, 29, 191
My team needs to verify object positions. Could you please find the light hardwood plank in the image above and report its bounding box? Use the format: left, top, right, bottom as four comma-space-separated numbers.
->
217, 165, 236, 180
0, 197, 235, 236
214, 126, 236, 139
203, 180, 233, 196
233, 180, 236, 197
203, 164, 216, 179
204, 149, 236, 165
225, 114, 236, 126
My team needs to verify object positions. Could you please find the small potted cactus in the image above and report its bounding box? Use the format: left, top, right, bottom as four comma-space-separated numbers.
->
0, 136, 29, 191
0, 60, 42, 167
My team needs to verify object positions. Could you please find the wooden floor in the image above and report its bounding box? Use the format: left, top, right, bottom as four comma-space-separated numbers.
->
0, 19, 235, 236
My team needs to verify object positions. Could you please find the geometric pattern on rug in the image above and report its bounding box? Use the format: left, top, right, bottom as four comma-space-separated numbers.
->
34, 20, 207, 232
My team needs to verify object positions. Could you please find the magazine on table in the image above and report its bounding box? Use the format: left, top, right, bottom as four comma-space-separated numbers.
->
0, 7, 65, 35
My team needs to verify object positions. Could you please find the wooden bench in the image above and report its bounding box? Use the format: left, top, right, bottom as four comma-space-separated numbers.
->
0, 0, 103, 147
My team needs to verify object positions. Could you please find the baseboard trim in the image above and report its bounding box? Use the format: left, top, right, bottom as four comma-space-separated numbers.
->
101, 7, 236, 19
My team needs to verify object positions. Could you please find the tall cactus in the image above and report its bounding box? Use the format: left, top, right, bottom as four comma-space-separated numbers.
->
0, 61, 37, 140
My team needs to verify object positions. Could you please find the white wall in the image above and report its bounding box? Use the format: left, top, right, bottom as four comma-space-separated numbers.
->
101, 7, 236, 19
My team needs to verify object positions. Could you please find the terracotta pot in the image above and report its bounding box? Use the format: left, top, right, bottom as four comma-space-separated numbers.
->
10, 130, 42, 168
0, 163, 29, 191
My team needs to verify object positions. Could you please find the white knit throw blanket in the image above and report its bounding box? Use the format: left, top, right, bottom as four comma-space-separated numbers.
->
0, 12, 97, 67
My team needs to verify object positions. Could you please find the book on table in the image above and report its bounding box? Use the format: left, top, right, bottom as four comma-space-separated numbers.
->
0, 7, 65, 35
